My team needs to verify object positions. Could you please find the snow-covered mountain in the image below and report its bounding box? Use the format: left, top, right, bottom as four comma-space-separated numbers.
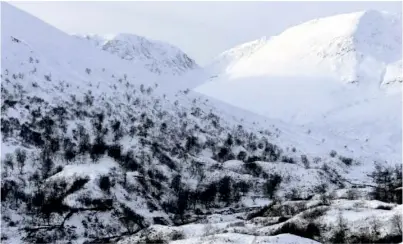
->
196, 10, 402, 161
206, 10, 402, 85
1, 3, 402, 244
76, 33, 198, 76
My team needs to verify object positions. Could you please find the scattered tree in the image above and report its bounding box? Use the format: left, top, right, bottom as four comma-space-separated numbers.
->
237, 151, 247, 161
44, 74, 52, 81
218, 176, 232, 205
99, 176, 112, 193
370, 163, 402, 203
200, 183, 217, 208
392, 213, 402, 236
339, 156, 353, 166
171, 175, 182, 194
263, 173, 282, 199
301, 155, 310, 169
3, 153, 14, 172
15, 148, 27, 174
176, 189, 189, 223
330, 211, 348, 243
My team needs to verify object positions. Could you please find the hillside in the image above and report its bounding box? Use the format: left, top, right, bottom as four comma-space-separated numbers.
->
195, 10, 402, 162
206, 10, 401, 84
1, 3, 402, 244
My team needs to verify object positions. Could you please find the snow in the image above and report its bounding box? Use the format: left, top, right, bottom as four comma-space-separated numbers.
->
222, 160, 244, 172
1, 3, 155, 98
116, 196, 401, 244
75, 33, 198, 76
1, 3, 402, 244
169, 233, 320, 244
48, 157, 118, 181
382, 60, 403, 87
195, 10, 402, 171
206, 10, 401, 82
319, 201, 402, 239
117, 223, 321, 244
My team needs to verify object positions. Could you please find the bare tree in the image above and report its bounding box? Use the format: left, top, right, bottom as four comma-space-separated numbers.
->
16, 148, 27, 174
330, 211, 348, 243
346, 188, 359, 200
392, 213, 402, 236
369, 215, 381, 242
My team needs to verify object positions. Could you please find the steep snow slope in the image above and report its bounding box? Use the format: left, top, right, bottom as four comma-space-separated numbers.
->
0, 3, 158, 92
207, 10, 401, 84
208, 37, 267, 76
76, 33, 197, 76
196, 10, 402, 161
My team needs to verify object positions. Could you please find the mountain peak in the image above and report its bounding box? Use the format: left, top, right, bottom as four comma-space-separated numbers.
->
76, 33, 198, 76
196, 10, 401, 141
208, 10, 401, 85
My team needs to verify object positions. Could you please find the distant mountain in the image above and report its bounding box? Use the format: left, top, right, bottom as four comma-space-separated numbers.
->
76, 33, 198, 76
196, 10, 402, 156
206, 10, 402, 85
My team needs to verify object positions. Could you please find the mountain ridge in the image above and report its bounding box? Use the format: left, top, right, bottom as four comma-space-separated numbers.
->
206, 10, 401, 85
195, 9, 401, 154
75, 33, 198, 76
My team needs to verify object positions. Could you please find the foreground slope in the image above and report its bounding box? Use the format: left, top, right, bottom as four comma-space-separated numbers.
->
196, 10, 402, 160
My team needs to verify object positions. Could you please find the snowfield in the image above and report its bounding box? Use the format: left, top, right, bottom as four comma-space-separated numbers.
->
206, 10, 401, 83
1, 3, 402, 244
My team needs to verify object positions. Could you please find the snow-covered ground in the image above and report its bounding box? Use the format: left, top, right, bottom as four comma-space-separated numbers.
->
116, 198, 402, 244
1, 3, 402, 244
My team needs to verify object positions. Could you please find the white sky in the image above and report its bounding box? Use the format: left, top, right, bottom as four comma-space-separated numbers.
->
9, 1, 402, 65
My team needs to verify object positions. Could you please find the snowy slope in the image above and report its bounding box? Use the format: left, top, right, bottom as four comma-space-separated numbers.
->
383, 60, 403, 87
206, 10, 401, 84
0, 3, 159, 92
1, 3, 402, 244
76, 33, 198, 76
208, 37, 268, 76
117, 198, 402, 244
196, 10, 402, 162
3, 1, 380, 168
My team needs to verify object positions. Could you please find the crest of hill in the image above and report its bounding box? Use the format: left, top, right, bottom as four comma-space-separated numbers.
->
208, 10, 402, 85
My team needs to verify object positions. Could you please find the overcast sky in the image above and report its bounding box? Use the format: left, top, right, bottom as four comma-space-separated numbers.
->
10, 1, 402, 65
